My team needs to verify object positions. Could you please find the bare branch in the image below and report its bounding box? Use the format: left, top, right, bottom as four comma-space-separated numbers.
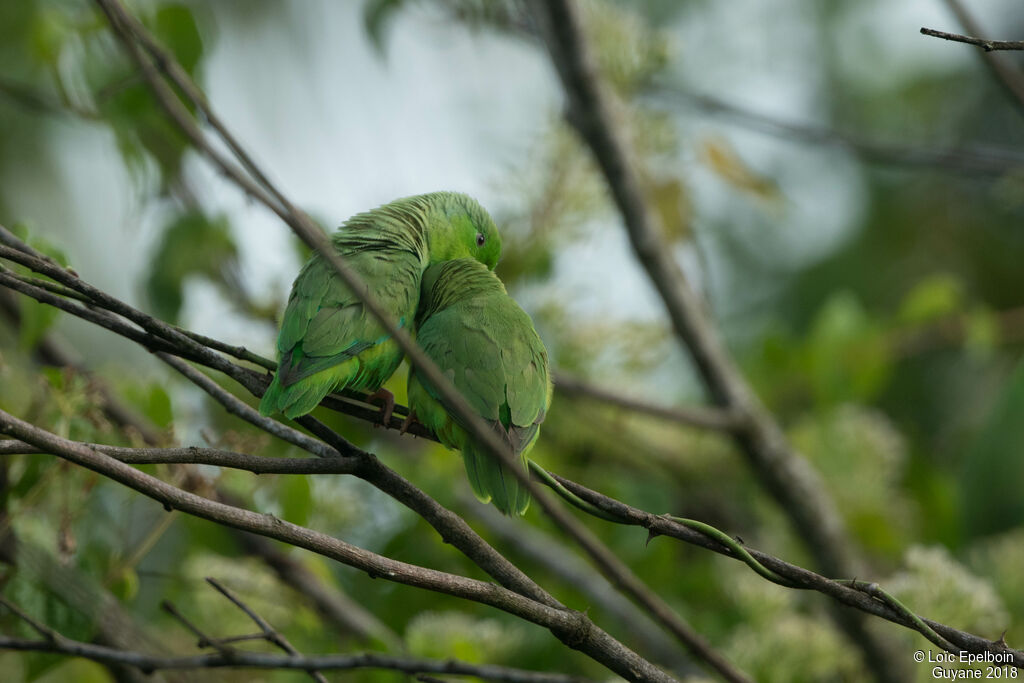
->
649, 88, 1024, 176
203, 578, 329, 683
553, 371, 744, 431
225, 530, 404, 649
2, 414, 1017, 667
0, 409, 676, 683
529, 1, 907, 679
467, 497, 698, 675
0, 633, 591, 682
156, 353, 344, 459
160, 601, 228, 654
0, 594, 61, 642
83, 4, 746, 679
542, 472, 1024, 669
937, 0, 1024, 116
920, 27, 1024, 52
0, 440, 354, 473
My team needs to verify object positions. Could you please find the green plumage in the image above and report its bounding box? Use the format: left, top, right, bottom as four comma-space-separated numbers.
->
408, 258, 552, 515
259, 192, 502, 418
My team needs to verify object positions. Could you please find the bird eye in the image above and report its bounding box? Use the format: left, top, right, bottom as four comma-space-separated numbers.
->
476, 232, 485, 247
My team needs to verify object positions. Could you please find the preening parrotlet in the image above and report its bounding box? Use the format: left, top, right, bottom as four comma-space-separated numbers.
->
259, 192, 502, 419
407, 258, 552, 516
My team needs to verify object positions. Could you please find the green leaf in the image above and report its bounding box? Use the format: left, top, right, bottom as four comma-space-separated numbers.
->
29, 7, 73, 66
363, 0, 407, 54
898, 273, 963, 324
280, 474, 312, 527
108, 568, 139, 602
153, 4, 204, 75
964, 305, 998, 358
144, 384, 174, 428
11, 223, 70, 266
146, 211, 238, 323
960, 359, 1024, 537
17, 298, 60, 351
804, 292, 891, 405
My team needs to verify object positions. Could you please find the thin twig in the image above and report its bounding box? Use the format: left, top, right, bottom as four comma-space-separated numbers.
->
649, 87, 1024, 176
156, 353, 347, 459
553, 371, 745, 431
0, 595, 62, 642
466, 496, 698, 675
938, 0, 1024, 116
0, 634, 591, 682
204, 578, 328, 683
161, 601, 229, 653
920, 27, 1024, 52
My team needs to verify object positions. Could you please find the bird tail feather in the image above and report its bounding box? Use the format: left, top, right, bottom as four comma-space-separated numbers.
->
258, 368, 339, 418
462, 441, 530, 516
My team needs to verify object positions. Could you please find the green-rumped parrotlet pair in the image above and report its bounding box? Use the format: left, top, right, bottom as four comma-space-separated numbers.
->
259, 192, 550, 515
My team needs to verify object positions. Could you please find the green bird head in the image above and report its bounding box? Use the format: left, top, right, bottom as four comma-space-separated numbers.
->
417, 257, 506, 325
421, 192, 502, 270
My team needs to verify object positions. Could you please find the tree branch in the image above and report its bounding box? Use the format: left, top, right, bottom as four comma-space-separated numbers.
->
0, 629, 588, 682
543, 472, 1024, 669
936, 0, 1024, 116
5, 224, 1018, 670
649, 87, 1024, 176
3, 225, 708, 683
0, 409, 676, 683
4, 426, 1017, 669
85, 3, 747, 679
553, 371, 745, 431
529, 1, 909, 679
466, 496, 698, 675
920, 27, 1024, 52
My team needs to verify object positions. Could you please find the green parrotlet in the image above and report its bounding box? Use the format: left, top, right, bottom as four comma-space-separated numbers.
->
259, 192, 502, 419
407, 258, 551, 516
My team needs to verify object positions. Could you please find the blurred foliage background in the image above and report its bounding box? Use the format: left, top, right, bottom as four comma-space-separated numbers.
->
0, 0, 1022, 681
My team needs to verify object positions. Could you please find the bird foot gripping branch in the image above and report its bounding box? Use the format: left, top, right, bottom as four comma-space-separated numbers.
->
364, 387, 396, 426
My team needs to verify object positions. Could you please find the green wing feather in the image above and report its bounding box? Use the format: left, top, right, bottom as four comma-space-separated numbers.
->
259, 241, 422, 418
410, 260, 549, 515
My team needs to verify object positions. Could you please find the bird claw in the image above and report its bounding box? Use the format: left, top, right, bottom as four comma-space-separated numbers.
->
399, 410, 420, 436
365, 388, 396, 426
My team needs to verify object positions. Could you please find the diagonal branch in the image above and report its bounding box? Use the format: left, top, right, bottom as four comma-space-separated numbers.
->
6, 235, 1017, 670
0, 409, 675, 683
2, 227, 717, 681
545, 472, 1024, 669
553, 371, 744, 431
203, 578, 329, 683
4, 427, 1018, 666
529, 1, 908, 680
466, 497, 698, 675
86, 3, 747, 679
